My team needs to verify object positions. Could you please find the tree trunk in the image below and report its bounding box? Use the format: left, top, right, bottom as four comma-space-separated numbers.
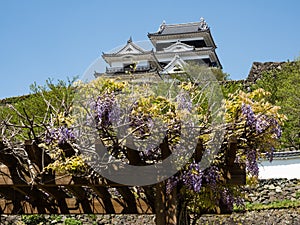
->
165, 186, 177, 225
155, 182, 178, 225
155, 182, 166, 225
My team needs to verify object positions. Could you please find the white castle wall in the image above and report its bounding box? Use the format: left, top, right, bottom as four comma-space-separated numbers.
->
259, 157, 300, 179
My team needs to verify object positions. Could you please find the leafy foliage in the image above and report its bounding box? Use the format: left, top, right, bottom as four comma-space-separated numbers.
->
21, 215, 47, 225
73, 71, 283, 215
210, 67, 230, 81
235, 199, 300, 211
0, 78, 76, 142
253, 60, 300, 148
0, 64, 286, 222
64, 218, 82, 225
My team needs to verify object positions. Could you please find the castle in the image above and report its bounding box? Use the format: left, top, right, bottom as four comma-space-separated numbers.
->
95, 18, 222, 81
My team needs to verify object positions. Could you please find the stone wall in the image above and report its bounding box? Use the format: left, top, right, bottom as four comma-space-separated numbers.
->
245, 178, 300, 204
246, 61, 285, 83
196, 208, 300, 225
1, 179, 299, 225
2, 210, 300, 225
195, 178, 300, 225
0, 214, 156, 225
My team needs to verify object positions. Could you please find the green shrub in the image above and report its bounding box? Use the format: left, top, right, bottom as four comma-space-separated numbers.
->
22, 215, 47, 225
49, 215, 63, 224
64, 218, 82, 225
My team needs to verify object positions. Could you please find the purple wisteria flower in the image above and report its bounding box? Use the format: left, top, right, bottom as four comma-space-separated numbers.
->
246, 149, 259, 177
241, 103, 282, 138
241, 103, 255, 126
203, 166, 219, 188
45, 126, 76, 145
220, 187, 245, 211
182, 161, 203, 192
166, 175, 179, 194
92, 93, 116, 128
176, 91, 192, 112
58, 127, 76, 144
269, 118, 282, 139
166, 165, 219, 194
220, 187, 237, 211
255, 115, 270, 134
45, 129, 58, 144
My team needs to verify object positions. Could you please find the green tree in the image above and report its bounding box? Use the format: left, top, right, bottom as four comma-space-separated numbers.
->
0, 78, 75, 141
254, 60, 300, 149
211, 67, 230, 81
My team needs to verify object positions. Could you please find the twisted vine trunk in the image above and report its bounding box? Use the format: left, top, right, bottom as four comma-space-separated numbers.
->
155, 182, 180, 225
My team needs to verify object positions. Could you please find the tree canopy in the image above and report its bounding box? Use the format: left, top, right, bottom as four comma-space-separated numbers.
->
253, 60, 300, 149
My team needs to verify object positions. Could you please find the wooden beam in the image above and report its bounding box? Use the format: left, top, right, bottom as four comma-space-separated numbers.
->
0, 197, 152, 214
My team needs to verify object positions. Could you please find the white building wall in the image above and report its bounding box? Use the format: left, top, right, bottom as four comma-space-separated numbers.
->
111, 60, 149, 68
155, 54, 210, 63
258, 158, 300, 179
111, 62, 123, 67
137, 61, 149, 66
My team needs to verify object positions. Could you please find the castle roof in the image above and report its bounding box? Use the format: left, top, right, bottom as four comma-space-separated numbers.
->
148, 18, 209, 36
160, 54, 186, 74
103, 37, 151, 56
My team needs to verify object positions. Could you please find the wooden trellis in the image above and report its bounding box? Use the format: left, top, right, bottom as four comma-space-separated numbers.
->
0, 139, 245, 220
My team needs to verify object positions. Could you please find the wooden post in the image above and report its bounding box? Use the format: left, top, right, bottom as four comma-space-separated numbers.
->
155, 181, 178, 225
195, 138, 204, 163
155, 182, 166, 225
165, 187, 177, 225
227, 136, 237, 166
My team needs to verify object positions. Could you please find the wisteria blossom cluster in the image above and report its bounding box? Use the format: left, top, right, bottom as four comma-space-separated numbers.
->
241, 103, 282, 138
203, 165, 220, 188
166, 161, 244, 212
176, 91, 193, 112
182, 162, 203, 192
92, 93, 117, 128
45, 126, 76, 145
220, 187, 244, 211
166, 162, 221, 194
246, 149, 259, 177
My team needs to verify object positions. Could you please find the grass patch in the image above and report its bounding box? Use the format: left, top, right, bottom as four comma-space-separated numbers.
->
234, 199, 300, 212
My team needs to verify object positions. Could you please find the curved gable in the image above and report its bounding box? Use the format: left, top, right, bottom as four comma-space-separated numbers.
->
163, 41, 194, 52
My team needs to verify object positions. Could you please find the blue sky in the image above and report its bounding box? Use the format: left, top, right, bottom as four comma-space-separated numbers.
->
0, 1, 299, 99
